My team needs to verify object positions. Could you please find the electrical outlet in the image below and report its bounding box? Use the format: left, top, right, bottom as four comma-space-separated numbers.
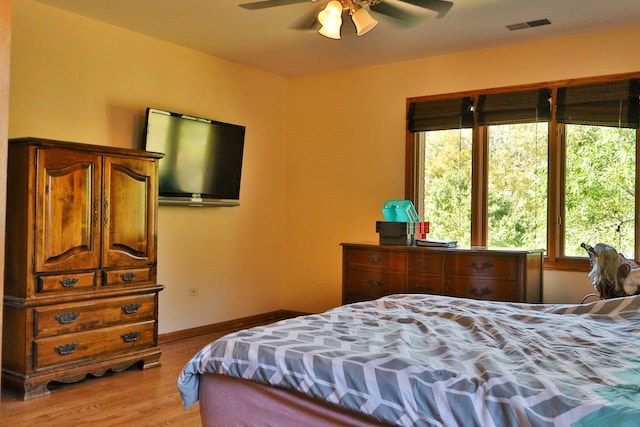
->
188, 287, 199, 297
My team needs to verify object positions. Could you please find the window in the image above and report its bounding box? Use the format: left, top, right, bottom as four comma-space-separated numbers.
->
407, 75, 640, 269
476, 88, 550, 250
419, 128, 472, 246
556, 79, 640, 259
486, 122, 548, 249
563, 124, 635, 256
407, 97, 474, 245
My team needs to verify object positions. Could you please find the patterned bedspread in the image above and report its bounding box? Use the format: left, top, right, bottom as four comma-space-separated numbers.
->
178, 294, 640, 426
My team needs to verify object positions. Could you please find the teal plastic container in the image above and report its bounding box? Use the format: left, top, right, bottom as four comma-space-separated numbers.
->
382, 200, 419, 222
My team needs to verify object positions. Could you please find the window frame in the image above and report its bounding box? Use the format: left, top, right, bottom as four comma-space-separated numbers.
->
405, 73, 640, 271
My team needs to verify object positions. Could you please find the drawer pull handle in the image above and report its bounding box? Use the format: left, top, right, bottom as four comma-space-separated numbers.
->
366, 279, 384, 287
469, 287, 493, 297
55, 312, 80, 324
367, 256, 384, 265
103, 199, 110, 226
121, 272, 137, 282
468, 262, 493, 270
59, 278, 79, 288
121, 331, 140, 343
121, 303, 142, 314
93, 197, 100, 227
416, 260, 432, 268
55, 343, 79, 355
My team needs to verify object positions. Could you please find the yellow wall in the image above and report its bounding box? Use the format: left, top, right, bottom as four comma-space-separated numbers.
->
9, 0, 640, 333
283, 26, 640, 311
284, 25, 640, 311
0, 0, 12, 386
9, 0, 290, 334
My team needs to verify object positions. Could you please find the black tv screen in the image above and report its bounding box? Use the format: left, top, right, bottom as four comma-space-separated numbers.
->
143, 108, 245, 206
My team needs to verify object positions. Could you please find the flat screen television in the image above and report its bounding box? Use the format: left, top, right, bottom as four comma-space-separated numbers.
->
142, 108, 245, 206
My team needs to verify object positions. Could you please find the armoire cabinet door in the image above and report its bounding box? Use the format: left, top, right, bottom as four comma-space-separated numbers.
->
35, 148, 102, 273
102, 156, 157, 268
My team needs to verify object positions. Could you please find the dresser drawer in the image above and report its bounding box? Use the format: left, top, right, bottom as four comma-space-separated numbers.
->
37, 272, 96, 294
444, 277, 519, 301
344, 269, 406, 298
407, 275, 443, 294
445, 254, 519, 280
33, 294, 157, 338
344, 248, 406, 272
408, 252, 443, 275
342, 243, 542, 305
34, 320, 156, 370
103, 267, 153, 286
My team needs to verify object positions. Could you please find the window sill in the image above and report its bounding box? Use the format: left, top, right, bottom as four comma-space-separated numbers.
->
543, 257, 591, 273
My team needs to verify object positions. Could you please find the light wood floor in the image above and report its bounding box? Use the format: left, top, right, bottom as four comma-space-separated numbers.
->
0, 332, 226, 427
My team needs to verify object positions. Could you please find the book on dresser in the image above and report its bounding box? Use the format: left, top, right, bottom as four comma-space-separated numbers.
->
415, 238, 458, 248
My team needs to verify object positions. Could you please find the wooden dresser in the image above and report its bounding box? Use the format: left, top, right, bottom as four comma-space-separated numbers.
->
342, 243, 543, 304
2, 138, 164, 399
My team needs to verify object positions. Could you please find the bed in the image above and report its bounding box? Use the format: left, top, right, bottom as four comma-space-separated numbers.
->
178, 294, 640, 426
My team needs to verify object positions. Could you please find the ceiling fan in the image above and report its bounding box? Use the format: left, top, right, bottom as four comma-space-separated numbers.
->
238, 0, 454, 38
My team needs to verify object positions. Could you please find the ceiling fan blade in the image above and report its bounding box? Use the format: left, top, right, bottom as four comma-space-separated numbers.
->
397, 0, 454, 18
370, 2, 424, 27
239, 0, 310, 10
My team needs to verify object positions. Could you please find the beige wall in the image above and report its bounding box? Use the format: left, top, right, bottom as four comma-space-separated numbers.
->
284, 25, 640, 311
9, 0, 289, 334
0, 0, 12, 388
9, 0, 640, 334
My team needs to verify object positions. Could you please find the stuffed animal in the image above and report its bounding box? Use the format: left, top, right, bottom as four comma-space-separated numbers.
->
581, 242, 640, 299
621, 267, 640, 295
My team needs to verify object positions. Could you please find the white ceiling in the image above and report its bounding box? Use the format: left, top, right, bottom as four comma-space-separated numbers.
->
34, 0, 640, 77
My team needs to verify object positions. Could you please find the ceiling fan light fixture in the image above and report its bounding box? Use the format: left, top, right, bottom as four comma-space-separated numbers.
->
351, 7, 378, 36
317, 0, 343, 39
318, 22, 342, 39
317, 0, 343, 25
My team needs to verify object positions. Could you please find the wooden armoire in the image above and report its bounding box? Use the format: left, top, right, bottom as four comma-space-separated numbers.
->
2, 137, 164, 399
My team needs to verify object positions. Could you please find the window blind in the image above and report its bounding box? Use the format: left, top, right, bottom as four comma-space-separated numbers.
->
477, 88, 551, 125
556, 79, 640, 128
407, 97, 474, 132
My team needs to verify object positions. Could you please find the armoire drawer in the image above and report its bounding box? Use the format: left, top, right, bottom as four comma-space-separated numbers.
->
34, 320, 156, 370
103, 267, 153, 286
37, 272, 96, 294
33, 294, 157, 338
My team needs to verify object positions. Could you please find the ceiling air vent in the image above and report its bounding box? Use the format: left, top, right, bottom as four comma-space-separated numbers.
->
506, 18, 551, 31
